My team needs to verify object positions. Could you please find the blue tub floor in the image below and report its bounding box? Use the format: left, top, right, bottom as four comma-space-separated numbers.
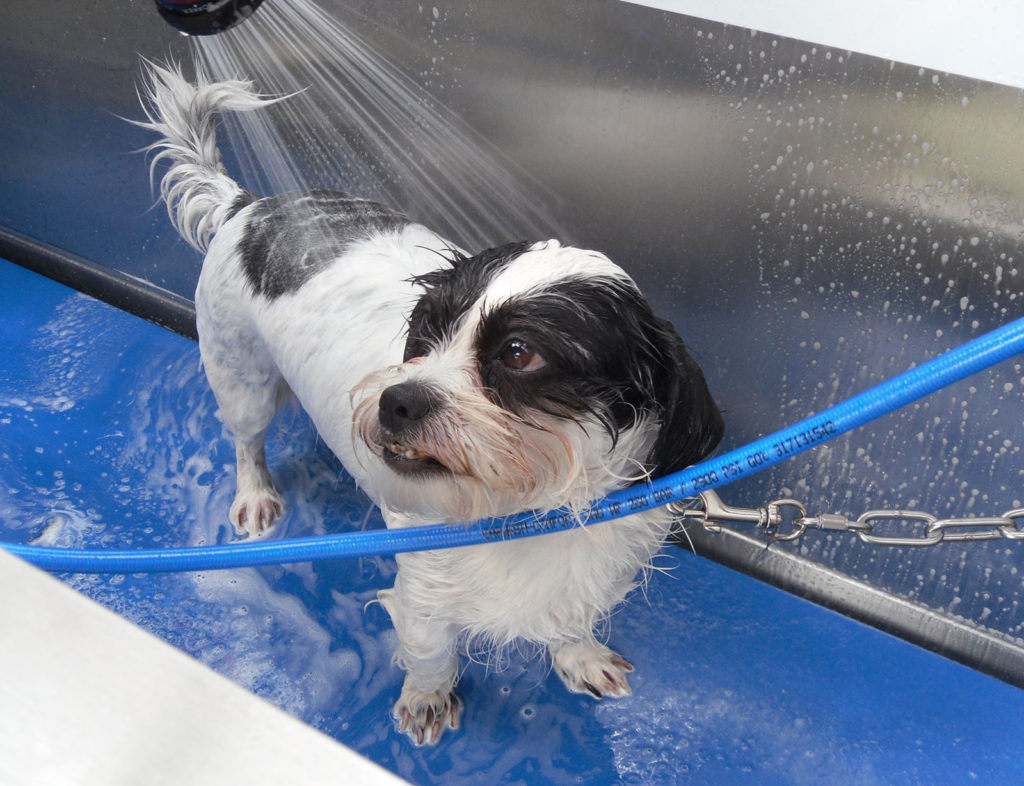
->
2, 256, 1023, 784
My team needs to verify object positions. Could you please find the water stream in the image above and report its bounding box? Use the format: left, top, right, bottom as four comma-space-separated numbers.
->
193, 0, 566, 251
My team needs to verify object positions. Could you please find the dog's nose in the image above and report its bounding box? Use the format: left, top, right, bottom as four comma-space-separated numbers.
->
378, 382, 435, 434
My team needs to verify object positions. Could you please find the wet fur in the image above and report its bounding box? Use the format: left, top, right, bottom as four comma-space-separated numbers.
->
138, 62, 723, 746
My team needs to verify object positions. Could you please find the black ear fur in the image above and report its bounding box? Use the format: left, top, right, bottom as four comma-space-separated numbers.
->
644, 317, 724, 476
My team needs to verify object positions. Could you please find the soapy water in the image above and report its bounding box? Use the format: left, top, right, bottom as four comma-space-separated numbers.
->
1, 293, 389, 725
0, 286, 644, 781
10, 284, 1024, 784
0, 279, 926, 783
7, 286, 813, 783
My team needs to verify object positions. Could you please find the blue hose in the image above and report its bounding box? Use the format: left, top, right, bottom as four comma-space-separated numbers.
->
6, 315, 1024, 573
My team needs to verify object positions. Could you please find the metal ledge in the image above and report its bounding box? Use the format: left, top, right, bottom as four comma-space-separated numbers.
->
0, 226, 197, 340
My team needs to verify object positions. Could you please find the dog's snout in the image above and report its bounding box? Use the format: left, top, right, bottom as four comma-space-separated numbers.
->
379, 382, 435, 434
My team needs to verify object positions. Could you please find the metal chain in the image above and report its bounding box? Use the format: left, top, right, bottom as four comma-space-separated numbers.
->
668, 489, 1024, 547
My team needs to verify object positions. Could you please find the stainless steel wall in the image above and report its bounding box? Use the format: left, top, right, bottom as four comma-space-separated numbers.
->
3, 0, 1023, 679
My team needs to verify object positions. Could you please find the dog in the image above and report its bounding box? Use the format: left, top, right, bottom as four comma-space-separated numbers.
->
138, 62, 723, 745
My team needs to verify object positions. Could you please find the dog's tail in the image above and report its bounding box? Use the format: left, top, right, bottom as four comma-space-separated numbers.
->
136, 60, 277, 253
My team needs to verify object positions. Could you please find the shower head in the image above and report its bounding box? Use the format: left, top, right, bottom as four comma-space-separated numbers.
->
153, 0, 266, 36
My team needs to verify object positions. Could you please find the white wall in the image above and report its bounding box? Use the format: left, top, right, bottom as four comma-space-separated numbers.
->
625, 0, 1024, 90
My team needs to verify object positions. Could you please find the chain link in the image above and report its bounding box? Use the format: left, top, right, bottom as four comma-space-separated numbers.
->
668, 490, 1024, 547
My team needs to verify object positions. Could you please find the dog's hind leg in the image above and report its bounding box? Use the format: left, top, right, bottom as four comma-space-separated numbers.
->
199, 324, 288, 538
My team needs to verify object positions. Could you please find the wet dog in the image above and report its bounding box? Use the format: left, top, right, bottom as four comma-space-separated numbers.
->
139, 62, 722, 744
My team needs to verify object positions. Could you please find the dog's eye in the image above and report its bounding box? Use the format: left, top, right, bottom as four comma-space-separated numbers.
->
500, 340, 546, 372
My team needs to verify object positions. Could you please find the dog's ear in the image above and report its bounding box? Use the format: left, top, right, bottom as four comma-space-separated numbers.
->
644, 318, 724, 476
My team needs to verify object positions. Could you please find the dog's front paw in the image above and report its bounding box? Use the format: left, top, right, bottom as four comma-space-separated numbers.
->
229, 486, 284, 538
393, 682, 462, 746
551, 640, 634, 699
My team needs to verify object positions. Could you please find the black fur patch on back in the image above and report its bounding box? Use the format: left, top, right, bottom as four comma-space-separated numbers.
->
227, 190, 257, 222
238, 190, 409, 299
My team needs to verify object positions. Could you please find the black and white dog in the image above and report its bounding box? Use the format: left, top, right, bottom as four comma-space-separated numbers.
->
139, 63, 723, 745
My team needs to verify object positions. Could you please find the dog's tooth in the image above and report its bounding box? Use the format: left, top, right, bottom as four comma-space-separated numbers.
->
387, 440, 426, 460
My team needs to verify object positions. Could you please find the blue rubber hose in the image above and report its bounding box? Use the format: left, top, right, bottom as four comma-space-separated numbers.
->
5, 315, 1024, 573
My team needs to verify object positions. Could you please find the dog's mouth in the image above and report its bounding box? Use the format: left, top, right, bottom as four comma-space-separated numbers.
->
381, 440, 450, 477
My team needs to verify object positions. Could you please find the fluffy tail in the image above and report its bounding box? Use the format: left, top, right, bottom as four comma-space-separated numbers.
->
136, 61, 276, 253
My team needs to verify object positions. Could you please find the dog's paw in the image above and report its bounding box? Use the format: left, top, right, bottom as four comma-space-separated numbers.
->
393, 683, 462, 746
229, 487, 284, 537
551, 640, 634, 699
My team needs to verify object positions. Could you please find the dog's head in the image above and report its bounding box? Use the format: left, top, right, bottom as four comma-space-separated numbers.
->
353, 240, 723, 523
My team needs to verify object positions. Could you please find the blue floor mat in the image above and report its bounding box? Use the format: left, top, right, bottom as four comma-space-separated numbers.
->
3, 256, 1024, 784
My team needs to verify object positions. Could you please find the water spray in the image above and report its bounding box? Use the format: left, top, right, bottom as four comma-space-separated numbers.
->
153, 0, 266, 36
